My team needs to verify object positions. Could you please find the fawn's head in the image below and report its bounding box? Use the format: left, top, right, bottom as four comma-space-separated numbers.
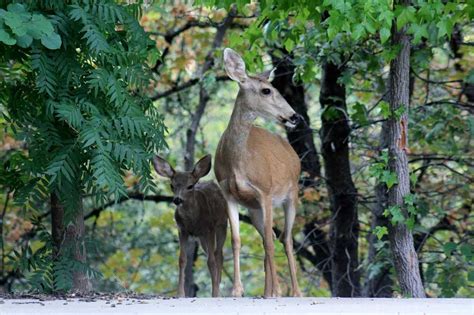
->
223, 48, 301, 128
153, 155, 212, 206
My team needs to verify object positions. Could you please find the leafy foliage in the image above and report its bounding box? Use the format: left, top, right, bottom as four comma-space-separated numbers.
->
0, 0, 165, 292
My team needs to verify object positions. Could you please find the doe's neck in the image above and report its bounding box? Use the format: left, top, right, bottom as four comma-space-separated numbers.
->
226, 92, 256, 149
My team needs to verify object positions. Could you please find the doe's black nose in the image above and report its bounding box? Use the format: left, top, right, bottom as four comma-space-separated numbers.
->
289, 113, 303, 125
173, 197, 183, 205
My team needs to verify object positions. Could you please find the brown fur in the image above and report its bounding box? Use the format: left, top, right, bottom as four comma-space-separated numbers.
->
216, 126, 300, 208
153, 155, 228, 297
215, 48, 302, 298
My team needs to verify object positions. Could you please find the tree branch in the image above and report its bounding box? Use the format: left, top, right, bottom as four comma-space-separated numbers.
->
184, 6, 236, 170
410, 68, 464, 84
414, 215, 459, 258
84, 193, 173, 220
150, 75, 229, 101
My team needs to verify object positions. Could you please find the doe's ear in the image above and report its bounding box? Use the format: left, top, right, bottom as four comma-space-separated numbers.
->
152, 156, 175, 178
192, 154, 212, 179
223, 48, 248, 83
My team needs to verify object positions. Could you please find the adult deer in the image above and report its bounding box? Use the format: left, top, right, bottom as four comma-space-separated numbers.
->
153, 155, 228, 297
215, 48, 302, 297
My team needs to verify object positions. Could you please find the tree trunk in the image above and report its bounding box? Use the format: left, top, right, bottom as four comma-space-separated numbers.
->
51, 193, 64, 259
51, 193, 91, 292
386, 0, 425, 297
320, 62, 360, 297
270, 51, 321, 183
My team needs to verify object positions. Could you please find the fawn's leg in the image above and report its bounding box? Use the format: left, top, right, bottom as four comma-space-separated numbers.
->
200, 234, 219, 297
177, 230, 188, 297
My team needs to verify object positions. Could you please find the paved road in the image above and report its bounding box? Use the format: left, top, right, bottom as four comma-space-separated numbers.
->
1, 297, 473, 315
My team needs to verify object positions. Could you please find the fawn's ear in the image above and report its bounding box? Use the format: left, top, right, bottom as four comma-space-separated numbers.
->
257, 68, 276, 82
152, 156, 175, 178
192, 154, 212, 179
223, 48, 248, 84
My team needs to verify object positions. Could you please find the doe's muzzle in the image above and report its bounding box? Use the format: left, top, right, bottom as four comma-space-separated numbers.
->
289, 113, 303, 125
281, 113, 304, 129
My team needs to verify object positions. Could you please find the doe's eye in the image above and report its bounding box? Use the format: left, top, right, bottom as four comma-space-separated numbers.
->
261, 88, 271, 95
170, 184, 174, 190
187, 185, 194, 190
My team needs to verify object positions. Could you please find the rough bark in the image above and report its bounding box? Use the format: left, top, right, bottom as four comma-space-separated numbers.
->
51, 193, 91, 292
386, 2, 426, 297
182, 8, 236, 297
270, 51, 321, 182
320, 62, 360, 297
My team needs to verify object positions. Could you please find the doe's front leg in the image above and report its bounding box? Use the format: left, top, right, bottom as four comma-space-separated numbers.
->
227, 198, 244, 297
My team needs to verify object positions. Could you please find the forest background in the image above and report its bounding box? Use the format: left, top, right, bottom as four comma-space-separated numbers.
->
0, 0, 472, 298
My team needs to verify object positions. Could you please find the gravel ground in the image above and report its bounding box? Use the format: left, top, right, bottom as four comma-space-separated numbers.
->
0, 297, 472, 315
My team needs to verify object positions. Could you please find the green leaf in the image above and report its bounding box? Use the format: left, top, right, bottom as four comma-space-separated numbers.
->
351, 102, 368, 125
459, 244, 472, 261
380, 27, 390, 44
284, 38, 295, 52
405, 216, 415, 230
6, 3, 27, 14
0, 28, 16, 45
28, 14, 54, 39
436, 18, 453, 39
379, 100, 390, 119
228, 31, 244, 47
41, 33, 62, 50
408, 23, 429, 44
393, 105, 406, 119
3, 6, 28, 37
384, 205, 404, 225
443, 242, 457, 257
16, 34, 33, 48
374, 226, 388, 240
352, 24, 366, 40
364, 19, 376, 34
404, 193, 416, 206
396, 5, 416, 30
381, 170, 398, 189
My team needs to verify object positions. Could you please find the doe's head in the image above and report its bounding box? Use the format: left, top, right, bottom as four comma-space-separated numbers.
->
223, 48, 302, 128
152, 154, 212, 206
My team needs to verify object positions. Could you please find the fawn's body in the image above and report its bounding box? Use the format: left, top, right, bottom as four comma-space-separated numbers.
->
215, 48, 302, 297
153, 155, 228, 297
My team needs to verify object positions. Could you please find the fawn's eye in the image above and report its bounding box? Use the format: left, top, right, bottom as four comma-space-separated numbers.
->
187, 185, 194, 190
170, 184, 174, 190
261, 88, 271, 95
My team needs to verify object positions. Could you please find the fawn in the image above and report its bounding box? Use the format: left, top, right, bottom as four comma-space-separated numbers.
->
214, 48, 302, 297
153, 154, 228, 297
